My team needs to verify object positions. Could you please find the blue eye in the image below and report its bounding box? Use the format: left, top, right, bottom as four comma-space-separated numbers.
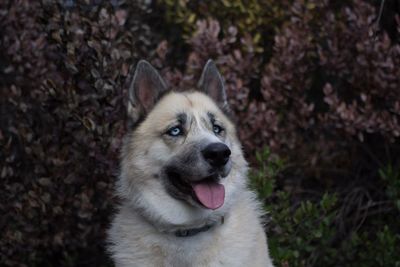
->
213, 125, 223, 134
167, 126, 183, 137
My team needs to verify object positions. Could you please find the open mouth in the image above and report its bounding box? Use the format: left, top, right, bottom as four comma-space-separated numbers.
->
166, 170, 225, 210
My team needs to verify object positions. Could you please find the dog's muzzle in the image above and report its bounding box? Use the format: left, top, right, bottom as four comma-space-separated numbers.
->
163, 142, 232, 210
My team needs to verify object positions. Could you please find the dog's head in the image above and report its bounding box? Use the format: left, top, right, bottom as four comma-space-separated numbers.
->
118, 60, 247, 227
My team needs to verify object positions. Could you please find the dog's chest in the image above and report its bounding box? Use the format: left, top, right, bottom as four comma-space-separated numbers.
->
145, 227, 253, 267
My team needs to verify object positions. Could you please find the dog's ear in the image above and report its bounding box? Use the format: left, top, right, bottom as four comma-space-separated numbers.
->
128, 60, 168, 126
198, 59, 230, 113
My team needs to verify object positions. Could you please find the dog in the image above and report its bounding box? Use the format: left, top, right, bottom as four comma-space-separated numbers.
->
107, 59, 274, 267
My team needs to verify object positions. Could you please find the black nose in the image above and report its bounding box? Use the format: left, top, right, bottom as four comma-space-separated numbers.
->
202, 143, 231, 168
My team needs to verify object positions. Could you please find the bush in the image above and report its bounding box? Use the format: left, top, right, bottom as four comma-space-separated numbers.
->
259, 0, 400, 159
0, 1, 161, 265
160, 0, 292, 54
251, 148, 400, 267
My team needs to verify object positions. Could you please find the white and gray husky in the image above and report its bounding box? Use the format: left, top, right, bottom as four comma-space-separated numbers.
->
107, 60, 274, 267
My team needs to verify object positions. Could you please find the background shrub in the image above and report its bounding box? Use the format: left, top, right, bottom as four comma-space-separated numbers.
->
1, 0, 399, 266
0, 1, 160, 265
250, 148, 400, 267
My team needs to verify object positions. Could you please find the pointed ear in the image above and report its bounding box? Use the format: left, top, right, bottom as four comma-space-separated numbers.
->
198, 59, 229, 112
128, 60, 168, 126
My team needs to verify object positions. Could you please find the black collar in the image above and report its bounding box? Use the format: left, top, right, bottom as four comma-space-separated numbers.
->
174, 216, 224, 238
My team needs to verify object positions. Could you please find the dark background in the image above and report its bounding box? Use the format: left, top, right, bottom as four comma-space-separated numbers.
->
1, 0, 399, 266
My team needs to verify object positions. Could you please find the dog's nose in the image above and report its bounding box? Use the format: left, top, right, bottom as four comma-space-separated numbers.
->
202, 143, 231, 168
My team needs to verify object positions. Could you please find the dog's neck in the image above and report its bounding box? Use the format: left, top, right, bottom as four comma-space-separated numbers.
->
129, 202, 227, 237
174, 215, 224, 237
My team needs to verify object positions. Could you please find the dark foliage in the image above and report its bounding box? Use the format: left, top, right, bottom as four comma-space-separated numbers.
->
0, 1, 160, 265
259, 0, 400, 156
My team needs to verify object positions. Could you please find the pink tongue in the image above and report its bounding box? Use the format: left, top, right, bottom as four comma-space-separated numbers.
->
192, 182, 225, 210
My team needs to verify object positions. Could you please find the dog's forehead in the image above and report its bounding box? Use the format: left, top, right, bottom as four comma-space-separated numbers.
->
150, 91, 223, 120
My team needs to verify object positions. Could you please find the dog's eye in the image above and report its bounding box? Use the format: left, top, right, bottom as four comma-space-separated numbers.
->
213, 125, 224, 135
167, 126, 183, 137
